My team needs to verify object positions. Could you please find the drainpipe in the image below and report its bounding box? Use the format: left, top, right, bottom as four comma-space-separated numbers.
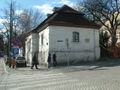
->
93, 29, 96, 60
66, 38, 70, 66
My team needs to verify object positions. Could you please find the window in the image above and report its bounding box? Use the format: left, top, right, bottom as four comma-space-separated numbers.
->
41, 34, 43, 45
72, 32, 79, 42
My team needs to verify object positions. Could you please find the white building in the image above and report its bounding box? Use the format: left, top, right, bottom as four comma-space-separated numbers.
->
25, 5, 100, 65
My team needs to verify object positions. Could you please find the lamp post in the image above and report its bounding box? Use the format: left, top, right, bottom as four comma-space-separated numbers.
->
8, 1, 13, 67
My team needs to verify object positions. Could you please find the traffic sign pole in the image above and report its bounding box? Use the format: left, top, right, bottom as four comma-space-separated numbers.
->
9, 2, 13, 68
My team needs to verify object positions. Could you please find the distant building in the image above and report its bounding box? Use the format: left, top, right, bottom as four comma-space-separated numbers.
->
25, 5, 100, 65
100, 12, 120, 45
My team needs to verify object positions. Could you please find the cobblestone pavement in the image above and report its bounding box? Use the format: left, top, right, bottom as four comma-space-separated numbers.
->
0, 59, 120, 90
0, 58, 5, 72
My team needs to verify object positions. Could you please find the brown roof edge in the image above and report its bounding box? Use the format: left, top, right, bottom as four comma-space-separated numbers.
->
36, 22, 100, 33
49, 23, 100, 30
24, 29, 38, 40
36, 24, 49, 33
33, 12, 58, 32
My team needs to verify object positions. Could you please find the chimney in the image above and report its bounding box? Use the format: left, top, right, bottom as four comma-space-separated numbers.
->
53, 7, 60, 12
47, 14, 51, 17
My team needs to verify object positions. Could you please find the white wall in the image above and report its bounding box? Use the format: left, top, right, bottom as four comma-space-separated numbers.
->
25, 33, 39, 64
26, 25, 100, 65
31, 34, 39, 53
38, 27, 49, 64
25, 35, 32, 64
49, 26, 100, 64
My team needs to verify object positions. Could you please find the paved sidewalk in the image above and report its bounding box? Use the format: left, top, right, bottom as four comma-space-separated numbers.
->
0, 58, 7, 73
44, 58, 120, 73
4, 58, 120, 75
6, 58, 120, 73
1, 58, 120, 90
3, 58, 120, 90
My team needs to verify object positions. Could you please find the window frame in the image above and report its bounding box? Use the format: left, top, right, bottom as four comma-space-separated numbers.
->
72, 32, 79, 42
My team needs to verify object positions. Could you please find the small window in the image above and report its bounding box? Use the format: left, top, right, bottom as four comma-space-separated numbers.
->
41, 34, 43, 45
73, 32, 79, 42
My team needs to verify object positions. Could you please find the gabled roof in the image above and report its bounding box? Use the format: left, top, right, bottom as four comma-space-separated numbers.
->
32, 5, 100, 33
53, 5, 84, 15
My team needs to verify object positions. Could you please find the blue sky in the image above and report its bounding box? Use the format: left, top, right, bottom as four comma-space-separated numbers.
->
0, 0, 80, 15
0, 0, 83, 29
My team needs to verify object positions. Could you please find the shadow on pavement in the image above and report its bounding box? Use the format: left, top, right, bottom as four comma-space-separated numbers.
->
8, 58, 120, 73
54, 58, 120, 73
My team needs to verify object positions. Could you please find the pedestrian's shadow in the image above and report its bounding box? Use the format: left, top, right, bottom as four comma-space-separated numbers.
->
31, 68, 51, 71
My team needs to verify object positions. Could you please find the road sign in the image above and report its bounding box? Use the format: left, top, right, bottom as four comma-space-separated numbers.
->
12, 39, 21, 46
12, 48, 19, 56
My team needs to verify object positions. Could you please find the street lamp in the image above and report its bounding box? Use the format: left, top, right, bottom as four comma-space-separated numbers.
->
8, 1, 13, 67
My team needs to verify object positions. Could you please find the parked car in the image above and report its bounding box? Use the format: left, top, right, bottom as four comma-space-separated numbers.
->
15, 56, 27, 67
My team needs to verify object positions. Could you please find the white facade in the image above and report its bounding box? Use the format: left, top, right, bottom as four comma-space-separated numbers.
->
25, 33, 39, 64
38, 26, 100, 65
25, 5, 100, 65
38, 27, 49, 64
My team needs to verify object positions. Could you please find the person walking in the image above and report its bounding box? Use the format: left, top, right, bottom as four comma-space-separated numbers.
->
11, 59, 16, 68
47, 53, 51, 68
53, 53, 57, 66
31, 52, 39, 69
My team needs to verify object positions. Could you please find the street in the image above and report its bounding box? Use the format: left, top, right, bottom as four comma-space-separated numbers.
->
0, 58, 120, 90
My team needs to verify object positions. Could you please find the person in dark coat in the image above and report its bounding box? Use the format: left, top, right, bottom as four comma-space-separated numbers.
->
31, 52, 39, 69
47, 53, 51, 68
53, 53, 57, 66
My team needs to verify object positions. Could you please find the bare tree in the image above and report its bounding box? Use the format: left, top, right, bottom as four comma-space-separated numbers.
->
1, 1, 43, 39
17, 9, 43, 56
18, 9, 43, 34
0, 1, 20, 41
77, 0, 120, 50
1, 1, 43, 56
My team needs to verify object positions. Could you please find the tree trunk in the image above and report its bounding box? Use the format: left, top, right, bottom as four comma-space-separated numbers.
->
111, 36, 118, 57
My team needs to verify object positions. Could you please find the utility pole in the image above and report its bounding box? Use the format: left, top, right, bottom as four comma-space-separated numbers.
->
8, 1, 13, 67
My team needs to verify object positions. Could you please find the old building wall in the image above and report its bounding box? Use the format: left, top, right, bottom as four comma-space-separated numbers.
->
49, 26, 100, 64
38, 27, 49, 65
25, 33, 39, 64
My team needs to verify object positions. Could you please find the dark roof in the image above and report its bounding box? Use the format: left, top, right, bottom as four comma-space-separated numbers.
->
22, 29, 37, 39
32, 5, 100, 33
